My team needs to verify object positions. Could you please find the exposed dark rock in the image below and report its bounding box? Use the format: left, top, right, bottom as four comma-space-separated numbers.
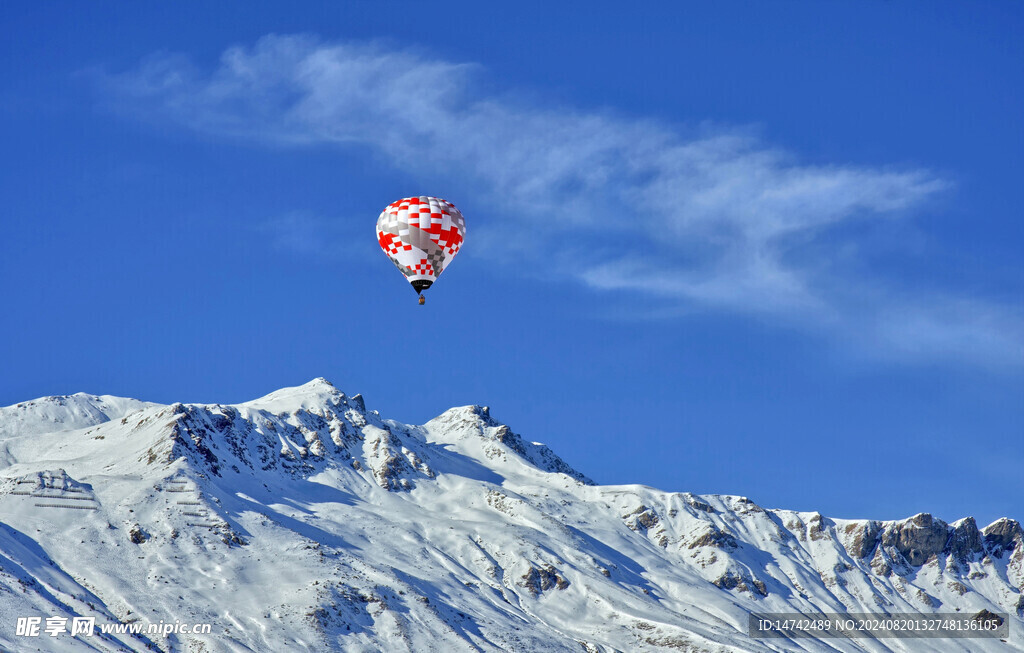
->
624, 505, 660, 532
734, 497, 764, 515
219, 527, 248, 547
844, 521, 881, 559
465, 412, 591, 483
128, 524, 149, 544
947, 581, 969, 596
712, 572, 739, 590
636, 511, 659, 530
786, 517, 806, 541
870, 546, 892, 577
712, 571, 767, 597
807, 514, 831, 541
945, 518, 984, 562
751, 578, 768, 597
688, 526, 737, 550
493, 425, 527, 457
686, 497, 716, 513
208, 409, 235, 433
518, 564, 569, 595
983, 518, 1022, 558
915, 589, 937, 607
366, 427, 415, 491
884, 514, 949, 567
168, 408, 222, 476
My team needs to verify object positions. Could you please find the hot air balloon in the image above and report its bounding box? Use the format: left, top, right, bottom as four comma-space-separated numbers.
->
376, 196, 466, 305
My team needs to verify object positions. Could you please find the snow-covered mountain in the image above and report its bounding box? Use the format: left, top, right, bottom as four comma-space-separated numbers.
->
0, 379, 1020, 652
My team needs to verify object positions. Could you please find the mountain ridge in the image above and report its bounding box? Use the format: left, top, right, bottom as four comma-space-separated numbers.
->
0, 379, 1020, 652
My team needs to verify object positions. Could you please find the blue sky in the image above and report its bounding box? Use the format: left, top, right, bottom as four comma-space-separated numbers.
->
2, 1, 1021, 525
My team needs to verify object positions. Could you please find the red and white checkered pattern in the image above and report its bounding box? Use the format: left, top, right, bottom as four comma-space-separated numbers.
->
376, 196, 466, 286
409, 259, 434, 276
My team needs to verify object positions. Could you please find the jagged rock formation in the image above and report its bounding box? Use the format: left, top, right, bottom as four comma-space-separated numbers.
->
0, 379, 1020, 652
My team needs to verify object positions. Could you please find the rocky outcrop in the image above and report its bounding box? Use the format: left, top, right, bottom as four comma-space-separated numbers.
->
713, 571, 767, 597
428, 405, 593, 483
835, 513, 1024, 582
167, 405, 223, 476
128, 524, 150, 544
623, 505, 660, 531
843, 521, 881, 559
491, 424, 592, 484
983, 518, 1023, 558
945, 517, 984, 562
685, 496, 716, 513
492, 425, 527, 457
884, 513, 949, 566
841, 515, 1021, 571
518, 564, 570, 595
688, 525, 738, 550
807, 514, 832, 541
363, 425, 433, 491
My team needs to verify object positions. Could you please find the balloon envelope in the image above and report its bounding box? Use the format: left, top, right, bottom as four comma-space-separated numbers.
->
376, 196, 466, 293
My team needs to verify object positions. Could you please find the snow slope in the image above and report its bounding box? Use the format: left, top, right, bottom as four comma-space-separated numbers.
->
0, 378, 1020, 652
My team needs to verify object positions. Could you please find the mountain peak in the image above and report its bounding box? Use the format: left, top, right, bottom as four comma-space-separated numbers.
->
305, 376, 337, 389
425, 404, 592, 484
240, 377, 348, 413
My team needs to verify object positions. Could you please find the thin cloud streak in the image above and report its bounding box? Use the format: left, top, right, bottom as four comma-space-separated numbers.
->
99, 34, 1022, 367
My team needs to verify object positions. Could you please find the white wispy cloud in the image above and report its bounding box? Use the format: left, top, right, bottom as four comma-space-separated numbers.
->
98, 34, 1023, 366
